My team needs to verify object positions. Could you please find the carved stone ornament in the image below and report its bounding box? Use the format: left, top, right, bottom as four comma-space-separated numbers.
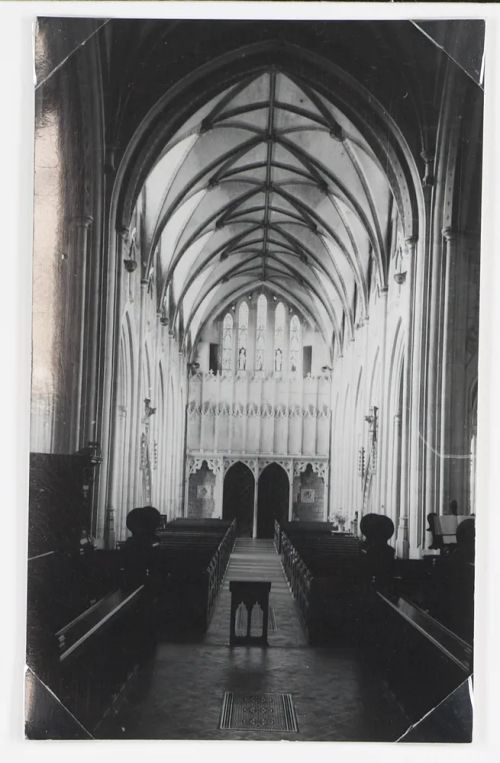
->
293, 459, 328, 480
303, 404, 318, 419
187, 400, 199, 416
140, 433, 148, 470
188, 456, 222, 475
186, 400, 324, 419
258, 459, 293, 481
223, 457, 258, 476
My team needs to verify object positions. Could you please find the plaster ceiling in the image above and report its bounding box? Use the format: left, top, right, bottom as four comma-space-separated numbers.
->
138, 68, 398, 351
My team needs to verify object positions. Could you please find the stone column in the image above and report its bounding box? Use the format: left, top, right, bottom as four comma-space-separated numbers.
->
214, 372, 221, 452
96, 229, 125, 545
375, 288, 388, 513
184, 457, 193, 517
423, 227, 445, 522
398, 236, 418, 557
69, 215, 93, 452
391, 413, 402, 521
439, 228, 469, 513
323, 472, 329, 521
214, 458, 224, 518
104, 507, 115, 550
132, 279, 148, 506
252, 468, 259, 538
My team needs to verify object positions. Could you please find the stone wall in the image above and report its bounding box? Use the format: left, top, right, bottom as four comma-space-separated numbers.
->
292, 466, 325, 522
187, 462, 217, 519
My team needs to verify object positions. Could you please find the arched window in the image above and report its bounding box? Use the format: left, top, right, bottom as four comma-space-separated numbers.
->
289, 314, 301, 374
255, 294, 267, 372
237, 301, 249, 371
222, 313, 233, 371
274, 302, 285, 373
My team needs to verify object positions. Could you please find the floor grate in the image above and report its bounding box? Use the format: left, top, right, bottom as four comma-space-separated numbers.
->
219, 692, 298, 732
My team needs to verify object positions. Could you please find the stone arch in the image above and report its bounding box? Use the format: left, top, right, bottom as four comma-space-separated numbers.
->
114, 311, 136, 541
97, 33, 428, 547
157, 361, 166, 514
222, 461, 255, 537
257, 462, 290, 538
386, 318, 406, 528
114, 40, 422, 248
352, 365, 364, 517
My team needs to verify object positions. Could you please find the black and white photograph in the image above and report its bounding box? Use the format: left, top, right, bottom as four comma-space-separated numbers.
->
19, 5, 488, 748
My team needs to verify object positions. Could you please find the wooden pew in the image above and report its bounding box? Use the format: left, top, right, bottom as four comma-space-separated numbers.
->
164, 518, 234, 532
56, 586, 145, 663
58, 584, 153, 735
26, 517, 236, 736
362, 591, 472, 725
279, 525, 363, 643
26, 583, 153, 738
146, 518, 236, 632
26, 547, 124, 683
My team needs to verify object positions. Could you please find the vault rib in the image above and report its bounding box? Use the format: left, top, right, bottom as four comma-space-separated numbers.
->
262, 70, 277, 281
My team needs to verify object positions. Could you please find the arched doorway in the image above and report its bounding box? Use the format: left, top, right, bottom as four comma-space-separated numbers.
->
223, 463, 254, 537
257, 464, 289, 538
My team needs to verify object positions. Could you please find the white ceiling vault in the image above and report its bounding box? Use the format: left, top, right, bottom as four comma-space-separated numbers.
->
136, 68, 399, 355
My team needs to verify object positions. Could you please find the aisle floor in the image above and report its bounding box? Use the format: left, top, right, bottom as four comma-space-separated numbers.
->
97, 539, 409, 741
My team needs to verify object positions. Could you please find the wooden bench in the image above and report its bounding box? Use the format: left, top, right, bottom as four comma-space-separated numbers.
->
279, 525, 363, 643
362, 591, 472, 724
146, 518, 236, 632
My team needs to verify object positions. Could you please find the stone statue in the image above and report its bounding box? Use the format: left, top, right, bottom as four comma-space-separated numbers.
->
238, 347, 246, 371
275, 347, 283, 372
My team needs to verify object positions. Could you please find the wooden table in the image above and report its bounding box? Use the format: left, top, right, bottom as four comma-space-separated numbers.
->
229, 580, 272, 646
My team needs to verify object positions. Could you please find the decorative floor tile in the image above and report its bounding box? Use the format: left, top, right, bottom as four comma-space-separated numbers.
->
219, 691, 298, 732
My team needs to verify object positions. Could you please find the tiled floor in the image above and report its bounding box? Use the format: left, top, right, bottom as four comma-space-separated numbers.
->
97, 539, 410, 741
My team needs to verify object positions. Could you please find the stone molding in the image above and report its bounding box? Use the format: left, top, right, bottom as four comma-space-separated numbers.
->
187, 456, 223, 475
223, 456, 258, 477
187, 401, 331, 419
189, 370, 331, 382
187, 453, 328, 482
293, 460, 328, 480
258, 458, 293, 480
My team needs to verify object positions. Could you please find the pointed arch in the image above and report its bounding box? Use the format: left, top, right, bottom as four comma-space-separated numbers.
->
273, 301, 286, 373
289, 314, 301, 375
222, 312, 234, 371
255, 294, 268, 372
237, 300, 249, 371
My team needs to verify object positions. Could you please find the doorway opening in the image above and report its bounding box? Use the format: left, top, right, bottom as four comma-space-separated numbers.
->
257, 463, 289, 538
222, 462, 254, 537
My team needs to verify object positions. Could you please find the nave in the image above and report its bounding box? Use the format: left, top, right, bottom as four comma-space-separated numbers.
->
26, 512, 473, 743
97, 538, 408, 741
27, 17, 482, 744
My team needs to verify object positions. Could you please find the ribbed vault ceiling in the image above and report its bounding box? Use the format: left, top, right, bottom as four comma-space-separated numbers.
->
138, 69, 398, 353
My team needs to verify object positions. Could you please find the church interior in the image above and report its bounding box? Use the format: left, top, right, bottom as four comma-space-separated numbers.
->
26, 17, 483, 743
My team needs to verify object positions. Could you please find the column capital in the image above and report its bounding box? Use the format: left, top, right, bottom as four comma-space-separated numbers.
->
70, 215, 94, 229
116, 224, 129, 238
420, 149, 435, 187
404, 235, 418, 248
442, 226, 458, 242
